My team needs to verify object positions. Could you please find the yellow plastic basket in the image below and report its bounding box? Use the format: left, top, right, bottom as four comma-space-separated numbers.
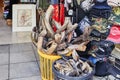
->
38, 50, 71, 80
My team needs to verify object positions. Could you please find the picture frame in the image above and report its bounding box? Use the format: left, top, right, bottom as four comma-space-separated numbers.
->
12, 4, 36, 32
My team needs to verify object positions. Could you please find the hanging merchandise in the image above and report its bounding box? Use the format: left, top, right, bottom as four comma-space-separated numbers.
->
109, 15, 120, 26
64, 0, 73, 17
52, 0, 65, 32
72, 0, 87, 23
107, 25, 120, 43
50, 0, 59, 4
109, 7, 120, 26
78, 16, 91, 33
60, 3, 65, 26
91, 18, 111, 39
75, 16, 91, 36
72, 0, 79, 23
90, 29, 102, 39
112, 7, 120, 16
89, 29, 110, 40
89, 0, 112, 19
107, 0, 120, 6
52, 4, 59, 22
92, 18, 109, 32
64, 0, 72, 11
81, 0, 94, 12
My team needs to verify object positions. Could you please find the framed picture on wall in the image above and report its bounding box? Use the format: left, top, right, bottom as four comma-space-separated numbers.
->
12, 4, 36, 32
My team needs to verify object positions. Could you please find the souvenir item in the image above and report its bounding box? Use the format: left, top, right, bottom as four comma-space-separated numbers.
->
52, 3, 65, 32
92, 18, 109, 33
53, 51, 94, 77
90, 40, 115, 58
95, 60, 110, 76
50, 0, 59, 4
107, 0, 120, 6
81, 0, 94, 12
109, 7, 120, 25
73, 0, 86, 23
89, 0, 111, 19
107, 25, 120, 43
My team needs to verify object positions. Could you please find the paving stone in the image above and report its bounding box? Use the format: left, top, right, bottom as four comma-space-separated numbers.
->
35, 51, 39, 61
10, 51, 36, 63
10, 76, 41, 80
18, 43, 33, 52
0, 45, 9, 53
32, 44, 39, 61
10, 62, 40, 79
17, 37, 31, 43
0, 65, 8, 80
32, 44, 37, 53
10, 44, 21, 53
10, 43, 33, 53
0, 53, 8, 65
37, 60, 40, 69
